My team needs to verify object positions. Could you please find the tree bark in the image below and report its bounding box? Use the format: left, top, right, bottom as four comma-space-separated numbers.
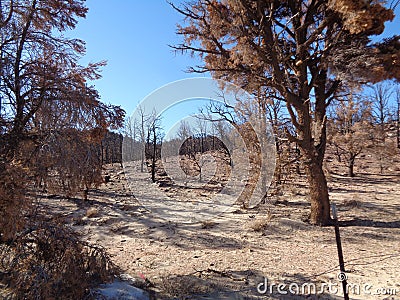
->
304, 156, 331, 225
295, 144, 301, 175
297, 77, 332, 225
348, 155, 355, 177
397, 91, 400, 148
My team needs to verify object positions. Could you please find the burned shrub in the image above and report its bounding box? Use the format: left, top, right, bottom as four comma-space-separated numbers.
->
0, 160, 29, 243
0, 219, 117, 299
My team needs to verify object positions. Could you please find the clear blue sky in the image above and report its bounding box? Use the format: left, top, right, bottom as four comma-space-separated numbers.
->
68, 0, 205, 118
68, 1, 400, 120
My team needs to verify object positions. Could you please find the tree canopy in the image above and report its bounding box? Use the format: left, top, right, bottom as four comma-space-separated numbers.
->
0, 0, 124, 239
0, 0, 124, 157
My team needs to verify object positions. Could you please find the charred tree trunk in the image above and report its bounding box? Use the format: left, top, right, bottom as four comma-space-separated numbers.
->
348, 155, 356, 177
397, 91, 400, 148
288, 113, 332, 226
294, 75, 332, 226
295, 143, 301, 175
305, 157, 331, 226
141, 114, 146, 173
274, 140, 282, 185
198, 160, 203, 182
151, 125, 157, 183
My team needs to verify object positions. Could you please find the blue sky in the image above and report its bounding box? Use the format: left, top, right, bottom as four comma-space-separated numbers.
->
68, 1, 400, 126
69, 0, 204, 118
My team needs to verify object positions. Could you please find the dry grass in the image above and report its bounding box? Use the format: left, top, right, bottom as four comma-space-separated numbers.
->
249, 217, 271, 232
159, 275, 213, 299
200, 220, 217, 229
343, 198, 359, 207
86, 206, 99, 218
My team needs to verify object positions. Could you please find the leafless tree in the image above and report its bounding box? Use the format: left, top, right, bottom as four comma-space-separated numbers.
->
367, 81, 399, 172
328, 91, 374, 177
146, 113, 163, 183
136, 105, 152, 172
370, 82, 394, 141
123, 116, 137, 162
0, 1, 121, 297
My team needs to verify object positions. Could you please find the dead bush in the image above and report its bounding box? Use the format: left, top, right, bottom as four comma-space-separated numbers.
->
27, 129, 104, 200
250, 219, 270, 232
160, 275, 212, 299
343, 199, 359, 208
0, 159, 30, 242
248, 210, 273, 232
86, 207, 100, 218
0, 219, 117, 300
200, 220, 217, 229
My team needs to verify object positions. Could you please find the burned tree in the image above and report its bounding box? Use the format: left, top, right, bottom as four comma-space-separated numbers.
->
328, 91, 374, 177
0, 1, 123, 296
369, 81, 398, 173
397, 86, 400, 148
145, 114, 163, 183
172, 0, 399, 225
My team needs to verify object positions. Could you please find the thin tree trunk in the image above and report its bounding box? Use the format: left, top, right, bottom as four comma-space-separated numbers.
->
141, 114, 146, 172
199, 163, 202, 182
335, 146, 342, 163
151, 126, 156, 183
295, 143, 301, 175
348, 156, 355, 177
275, 150, 282, 185
379, 154, 384, 174
397, 92, 400, 148
260, 114, 268, 196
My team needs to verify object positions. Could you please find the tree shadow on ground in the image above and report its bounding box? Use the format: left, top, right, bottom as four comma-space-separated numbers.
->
330, 186, 389, 195
38, 190, 250, 251
338, 218, 400, 228
151, 269, 343, 299
330, 173, 400, 185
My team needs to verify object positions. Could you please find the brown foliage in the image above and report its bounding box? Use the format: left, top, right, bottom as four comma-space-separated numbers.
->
328, 92, 374, 177
0, 0, 124, 297
0, 0, 125, 159
0, 218, 117, 299
29, 129, 105, 198
328, 0, 394, 35
172, 0, 398, 225
0, 160, 29, 242
376, 36, 400, 82
329, 36, 400, 84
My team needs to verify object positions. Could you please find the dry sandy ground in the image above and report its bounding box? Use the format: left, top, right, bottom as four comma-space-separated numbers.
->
38, 154, 400, 300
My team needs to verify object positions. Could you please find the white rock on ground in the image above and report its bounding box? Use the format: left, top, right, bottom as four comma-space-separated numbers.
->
93, 279, 150, 300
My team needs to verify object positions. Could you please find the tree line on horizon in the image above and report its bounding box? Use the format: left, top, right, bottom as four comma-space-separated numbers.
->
122, 80, 399, 198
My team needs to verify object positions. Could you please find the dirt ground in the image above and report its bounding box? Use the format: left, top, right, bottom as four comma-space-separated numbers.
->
38, 151, 400, 300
